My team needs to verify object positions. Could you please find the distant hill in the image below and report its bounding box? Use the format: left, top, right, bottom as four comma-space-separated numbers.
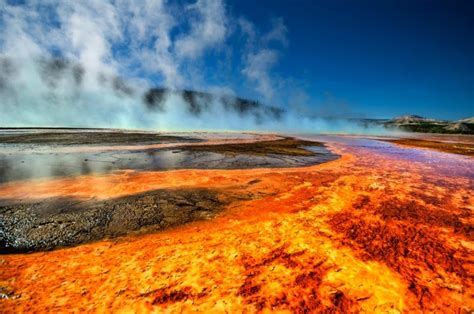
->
389, 115, 436, 124
143, 87, 284, 124
458, 117, 474, 124
381, 115, 474, 134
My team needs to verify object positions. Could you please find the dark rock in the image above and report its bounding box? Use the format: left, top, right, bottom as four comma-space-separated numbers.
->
0, 189, 228, 253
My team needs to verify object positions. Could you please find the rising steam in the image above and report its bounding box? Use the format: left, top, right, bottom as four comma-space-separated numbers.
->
0, 0, 388, 134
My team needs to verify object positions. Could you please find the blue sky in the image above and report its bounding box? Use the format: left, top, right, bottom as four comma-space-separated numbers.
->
226, 0, 474, 119
1, 0, 473, 128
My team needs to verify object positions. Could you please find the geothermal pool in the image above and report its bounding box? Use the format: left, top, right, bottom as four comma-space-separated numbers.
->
0, 130, 339, 252
0, 130, 473, 312
0, 130, 338, 184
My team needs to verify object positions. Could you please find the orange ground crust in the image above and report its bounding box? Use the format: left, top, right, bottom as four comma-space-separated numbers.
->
0, 143, 473, 313
387, 138, 474, 156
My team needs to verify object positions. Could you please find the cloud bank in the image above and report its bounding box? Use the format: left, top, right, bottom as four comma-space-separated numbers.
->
0, 0, 387, 134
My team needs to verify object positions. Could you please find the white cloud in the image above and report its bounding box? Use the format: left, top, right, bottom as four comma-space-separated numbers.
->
263, 17, 288, 46
114, 0, 182, 87
238, 17, 256, 42
0, 1, 45, 58
242, 49, 279, 100
240, 17, 289, 102
175, 0, 228, 59
0, 0, 285, 95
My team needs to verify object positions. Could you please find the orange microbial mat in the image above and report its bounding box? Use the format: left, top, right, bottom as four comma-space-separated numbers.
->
1, 136, 473, 313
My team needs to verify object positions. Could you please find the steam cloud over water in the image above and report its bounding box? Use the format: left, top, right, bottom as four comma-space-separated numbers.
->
0, 0, 388, 134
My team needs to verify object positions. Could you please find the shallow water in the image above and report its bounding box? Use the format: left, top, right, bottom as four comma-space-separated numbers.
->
301, 134, 474, 180
0, 140, 337, 184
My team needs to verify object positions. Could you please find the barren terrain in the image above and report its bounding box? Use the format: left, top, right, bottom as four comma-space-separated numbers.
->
0, 131, 473, 312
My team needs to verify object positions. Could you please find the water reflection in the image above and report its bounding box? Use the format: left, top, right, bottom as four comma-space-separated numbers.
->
0, 144, 338, 184
301, 135, 474, 180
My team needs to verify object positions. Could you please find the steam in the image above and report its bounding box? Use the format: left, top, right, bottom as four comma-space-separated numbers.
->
0, 0, 389, 134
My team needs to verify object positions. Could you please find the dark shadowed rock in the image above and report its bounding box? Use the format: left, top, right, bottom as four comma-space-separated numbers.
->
0, 189, 230, 253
